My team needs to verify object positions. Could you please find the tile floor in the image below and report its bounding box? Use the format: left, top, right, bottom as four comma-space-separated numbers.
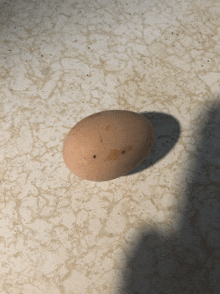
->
1, 0, 220, 293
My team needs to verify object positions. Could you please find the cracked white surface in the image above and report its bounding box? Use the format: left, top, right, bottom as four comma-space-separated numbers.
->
1, 0, 220, 293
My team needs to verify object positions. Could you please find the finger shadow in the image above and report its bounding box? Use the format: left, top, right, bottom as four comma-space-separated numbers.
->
118, 98, 220, 293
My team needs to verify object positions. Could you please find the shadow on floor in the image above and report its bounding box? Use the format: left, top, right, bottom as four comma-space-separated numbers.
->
123, 111, 181, 177
118, 98, 220, 293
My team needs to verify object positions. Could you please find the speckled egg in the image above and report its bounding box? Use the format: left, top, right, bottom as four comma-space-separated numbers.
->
63, 110, 156, 182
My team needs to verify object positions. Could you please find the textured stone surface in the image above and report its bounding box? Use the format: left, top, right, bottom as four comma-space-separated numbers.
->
1, 0, 220, 293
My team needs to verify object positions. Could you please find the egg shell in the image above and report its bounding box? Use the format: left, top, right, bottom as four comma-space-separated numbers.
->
63, 110, 156, 181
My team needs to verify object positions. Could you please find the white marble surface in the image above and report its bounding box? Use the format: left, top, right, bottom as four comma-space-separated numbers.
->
1, 0, 220, 293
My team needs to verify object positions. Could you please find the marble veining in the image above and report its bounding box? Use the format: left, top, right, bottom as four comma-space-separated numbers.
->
1, 0, 220, 293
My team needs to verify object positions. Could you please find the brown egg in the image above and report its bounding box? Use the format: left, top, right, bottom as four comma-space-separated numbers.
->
63, 110, 156, 182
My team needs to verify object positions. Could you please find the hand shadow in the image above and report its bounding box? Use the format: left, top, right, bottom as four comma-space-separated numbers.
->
118, 100, 220, 293
123, 112, 181, 177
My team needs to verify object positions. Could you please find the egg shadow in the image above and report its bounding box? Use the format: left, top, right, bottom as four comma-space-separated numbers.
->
123, 112, 181, 177
117, 98, 220, 293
